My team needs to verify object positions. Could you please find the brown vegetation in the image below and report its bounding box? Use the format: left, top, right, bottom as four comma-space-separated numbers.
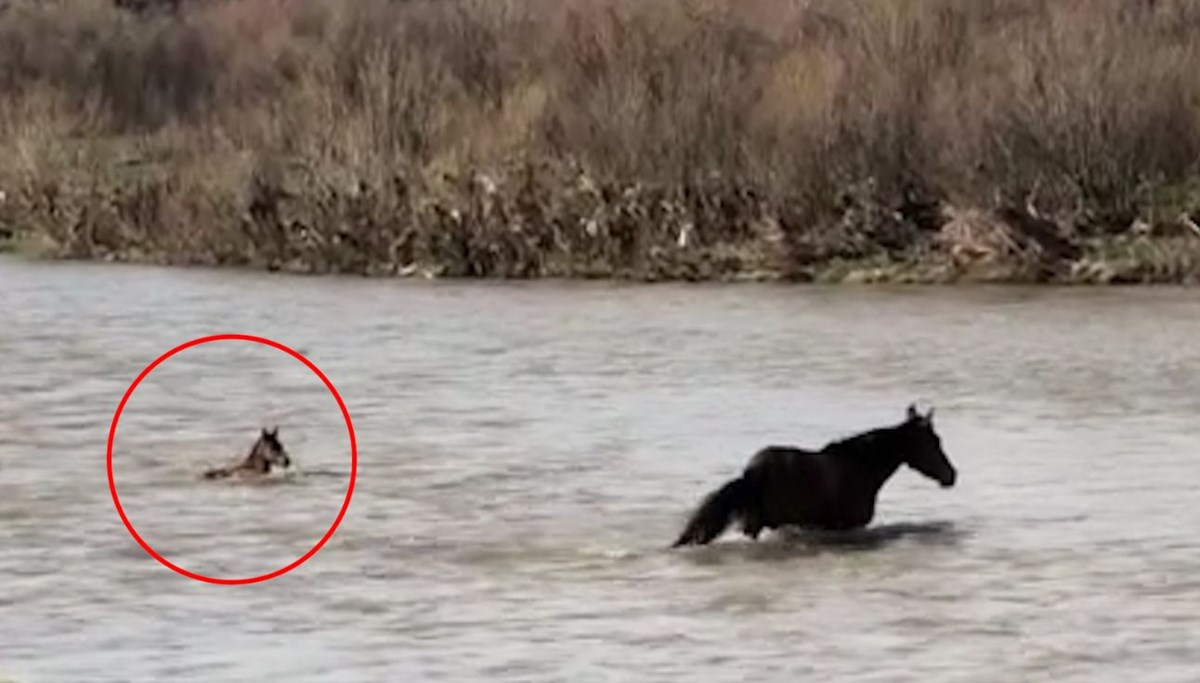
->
3, 0, 1200, 282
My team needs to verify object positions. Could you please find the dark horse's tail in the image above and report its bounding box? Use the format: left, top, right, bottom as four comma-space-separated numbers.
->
673, 477, 754, 547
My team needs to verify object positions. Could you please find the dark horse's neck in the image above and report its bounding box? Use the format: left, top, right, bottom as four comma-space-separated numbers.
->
821, 424, 909, 493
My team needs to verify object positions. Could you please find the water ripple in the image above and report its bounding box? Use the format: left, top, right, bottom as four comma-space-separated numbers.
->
2, 259, 1200, 681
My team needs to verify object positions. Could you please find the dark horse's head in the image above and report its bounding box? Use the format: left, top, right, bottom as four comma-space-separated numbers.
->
899, 404, 956, 487
252, 426, 291, 470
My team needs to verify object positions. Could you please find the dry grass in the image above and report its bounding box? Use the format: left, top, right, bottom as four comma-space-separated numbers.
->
3, 0, 1200, 281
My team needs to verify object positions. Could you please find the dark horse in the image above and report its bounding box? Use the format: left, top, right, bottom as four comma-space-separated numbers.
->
673, 404, 956, 547
203, 427, 291, 480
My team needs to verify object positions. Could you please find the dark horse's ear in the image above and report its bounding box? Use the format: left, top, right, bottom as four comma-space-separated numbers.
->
907, 403, 934, 426
906, 403, 920, 422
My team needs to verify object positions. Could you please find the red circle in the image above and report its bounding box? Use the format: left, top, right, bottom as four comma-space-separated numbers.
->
106, 333, 358, 585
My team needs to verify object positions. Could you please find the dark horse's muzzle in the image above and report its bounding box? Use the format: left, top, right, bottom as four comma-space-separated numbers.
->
939, 468, 957, 488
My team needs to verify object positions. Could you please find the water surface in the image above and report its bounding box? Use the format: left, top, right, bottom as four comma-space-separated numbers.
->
2, 257, 1198, 681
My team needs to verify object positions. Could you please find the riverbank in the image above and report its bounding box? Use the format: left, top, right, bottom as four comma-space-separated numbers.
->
4, 0, 1200, 284
5, 164, 1200, 284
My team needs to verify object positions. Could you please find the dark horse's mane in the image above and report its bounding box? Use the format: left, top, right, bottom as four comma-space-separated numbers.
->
821, 424, 904, 456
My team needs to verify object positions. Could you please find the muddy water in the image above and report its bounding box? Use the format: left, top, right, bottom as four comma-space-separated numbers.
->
1, 256, 1199, 682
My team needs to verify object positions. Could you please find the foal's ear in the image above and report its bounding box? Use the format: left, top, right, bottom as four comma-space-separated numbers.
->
906, 403, 920, 422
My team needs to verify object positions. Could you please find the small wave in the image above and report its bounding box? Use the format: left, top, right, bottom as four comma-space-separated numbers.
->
293, 468, 348, 479
196, 468, 347, 485
671, 520, 964, 563
780, 520, 962, 548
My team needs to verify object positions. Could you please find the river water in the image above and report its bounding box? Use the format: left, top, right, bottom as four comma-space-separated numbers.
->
1, 256, 1198, 682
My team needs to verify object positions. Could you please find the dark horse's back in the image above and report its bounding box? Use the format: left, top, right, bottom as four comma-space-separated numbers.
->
746, 445, 827, 481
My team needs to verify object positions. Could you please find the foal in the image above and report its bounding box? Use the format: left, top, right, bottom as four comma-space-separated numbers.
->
203, 427, 291, 480
673, 404, 957, 546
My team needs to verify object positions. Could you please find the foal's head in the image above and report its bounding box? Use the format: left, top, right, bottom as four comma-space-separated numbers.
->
251, 427, 291, 471
899, 404, 956, 487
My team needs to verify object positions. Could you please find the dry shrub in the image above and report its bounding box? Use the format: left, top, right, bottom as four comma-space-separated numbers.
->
3, 0, 1200, 280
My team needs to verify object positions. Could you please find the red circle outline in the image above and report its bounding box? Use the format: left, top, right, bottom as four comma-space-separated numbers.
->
106, 333, 358, 585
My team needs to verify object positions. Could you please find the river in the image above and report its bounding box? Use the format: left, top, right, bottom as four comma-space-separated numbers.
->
1, 256, 1198, 681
